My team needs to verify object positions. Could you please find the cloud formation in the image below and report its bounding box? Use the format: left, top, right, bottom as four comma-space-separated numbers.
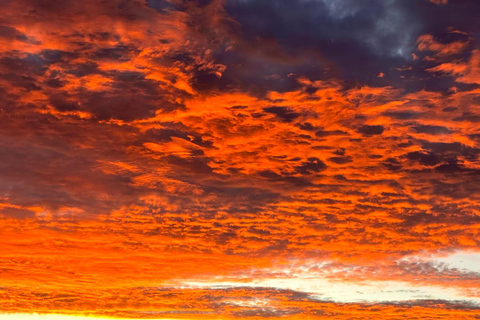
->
0, 0, 479, 319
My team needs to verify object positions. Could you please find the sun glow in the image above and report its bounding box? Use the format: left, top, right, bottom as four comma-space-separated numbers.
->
0, 314, 176, 320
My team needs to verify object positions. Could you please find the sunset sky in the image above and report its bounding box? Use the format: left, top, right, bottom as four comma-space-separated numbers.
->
0, 0, 480, 319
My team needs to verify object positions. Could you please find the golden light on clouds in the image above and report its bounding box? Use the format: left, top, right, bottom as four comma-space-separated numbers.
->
0, 315, 176, 320
0, 0, 479, 319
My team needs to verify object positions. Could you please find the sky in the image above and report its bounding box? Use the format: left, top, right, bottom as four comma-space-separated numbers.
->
0, 0, 479, 319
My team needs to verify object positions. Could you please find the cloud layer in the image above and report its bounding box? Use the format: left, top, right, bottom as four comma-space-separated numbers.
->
0, 0, 479, 319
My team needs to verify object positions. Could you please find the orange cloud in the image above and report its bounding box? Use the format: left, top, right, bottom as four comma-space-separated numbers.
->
427, 50, 480, 84
429, 0, 448, 5
416, 34, 469, 58
0, 0, 479, 319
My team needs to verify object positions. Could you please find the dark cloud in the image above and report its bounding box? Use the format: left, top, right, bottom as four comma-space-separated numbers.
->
263, 106, 301, 123
412, 125, 452, 135
453, 112, 480, 123
422, 141, 479, 160
0, 54, 48, 77
328, 156, 353, 164
316, 129, 349, 137
0, 25, 32, 42
0, 207, 36, 219
442, 107, 458, 112
294, 158, 327, 174
225, 0, 421, 57
232, 307, 299, 318
383, 111, 424, 120
406, 151, 442, 166
214, 0, 424, 91
357, 125, 384, 136
442, 106, 458, 112
144, 126, 213, 148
